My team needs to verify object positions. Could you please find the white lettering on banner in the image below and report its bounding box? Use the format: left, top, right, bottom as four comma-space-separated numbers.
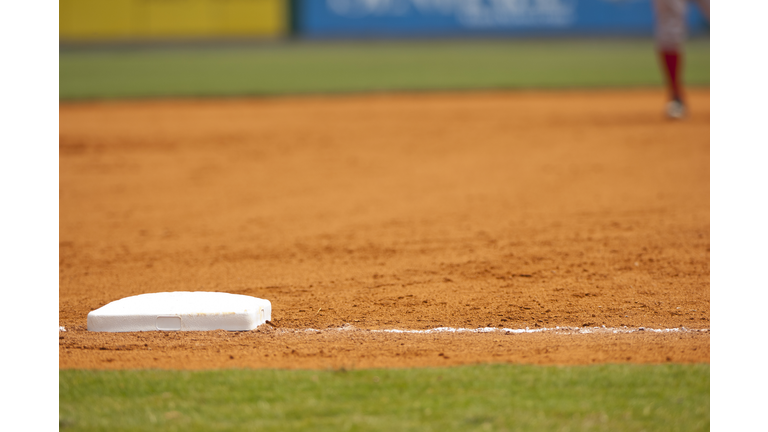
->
457, 0, 577, 27
328, 0, 412, 17
412, 0, 455, 14
326, 0, 577, 27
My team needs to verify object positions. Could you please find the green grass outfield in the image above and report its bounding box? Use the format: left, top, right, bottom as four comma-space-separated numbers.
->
60, 364, 709, 432
59, 38, 709, 100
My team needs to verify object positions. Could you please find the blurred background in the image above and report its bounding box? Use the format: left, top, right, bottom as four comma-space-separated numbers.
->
59, 0, 709, 100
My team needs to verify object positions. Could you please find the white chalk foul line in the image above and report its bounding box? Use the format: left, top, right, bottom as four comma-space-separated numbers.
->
373, 326, 709, 334
293, 325, 709, 335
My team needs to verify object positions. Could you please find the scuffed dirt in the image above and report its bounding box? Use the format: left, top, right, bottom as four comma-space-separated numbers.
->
59, 89, 710, 369
59, 324, 708, 370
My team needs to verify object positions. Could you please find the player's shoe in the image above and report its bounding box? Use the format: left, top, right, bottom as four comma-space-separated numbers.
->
665, 98, 686, 119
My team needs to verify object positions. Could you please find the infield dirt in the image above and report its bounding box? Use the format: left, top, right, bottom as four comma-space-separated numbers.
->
59, 89, 709, 369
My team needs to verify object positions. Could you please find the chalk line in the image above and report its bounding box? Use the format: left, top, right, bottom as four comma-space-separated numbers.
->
289, 325, 709, 335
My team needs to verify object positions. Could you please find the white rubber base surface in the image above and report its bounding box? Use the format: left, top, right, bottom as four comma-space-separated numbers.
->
87, 292, 272, 332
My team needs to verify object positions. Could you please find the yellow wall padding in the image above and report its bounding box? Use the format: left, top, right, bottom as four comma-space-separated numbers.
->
60, 0, 287, 41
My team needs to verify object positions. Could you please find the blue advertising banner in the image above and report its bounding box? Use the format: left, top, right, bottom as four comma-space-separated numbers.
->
296, 0, 708, 38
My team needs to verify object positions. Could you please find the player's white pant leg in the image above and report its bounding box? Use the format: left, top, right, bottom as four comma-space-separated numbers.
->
653, 0, 687, 51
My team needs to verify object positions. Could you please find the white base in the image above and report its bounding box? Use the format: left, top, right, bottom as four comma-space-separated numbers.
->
87, 292, 272, 332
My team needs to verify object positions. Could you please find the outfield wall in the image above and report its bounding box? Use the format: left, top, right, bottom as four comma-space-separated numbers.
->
296, 0, 708, 39
59, 0, 288, 41
59, 0, 708, 42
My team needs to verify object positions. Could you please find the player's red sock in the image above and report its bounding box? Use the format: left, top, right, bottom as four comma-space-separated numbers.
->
660, 50, 683, 102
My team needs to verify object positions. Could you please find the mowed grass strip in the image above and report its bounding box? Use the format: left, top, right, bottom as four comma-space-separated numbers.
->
60, 364, 709, 432
59, 38, 709, 100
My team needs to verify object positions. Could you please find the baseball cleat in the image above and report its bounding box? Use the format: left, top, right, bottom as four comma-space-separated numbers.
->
665, 99, 686, 119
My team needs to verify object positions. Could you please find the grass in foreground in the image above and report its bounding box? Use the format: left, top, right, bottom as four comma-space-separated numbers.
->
59, 38, 709, 100
60, 364, 709, 431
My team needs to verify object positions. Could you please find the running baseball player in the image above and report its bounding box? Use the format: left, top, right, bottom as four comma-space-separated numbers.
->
653, 0, 710, 119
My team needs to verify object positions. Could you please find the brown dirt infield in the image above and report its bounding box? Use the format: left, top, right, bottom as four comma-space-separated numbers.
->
59, 88, 710, 369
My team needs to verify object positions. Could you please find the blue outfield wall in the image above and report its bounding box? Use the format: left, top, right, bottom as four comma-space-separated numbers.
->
295, 0, 708, 38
